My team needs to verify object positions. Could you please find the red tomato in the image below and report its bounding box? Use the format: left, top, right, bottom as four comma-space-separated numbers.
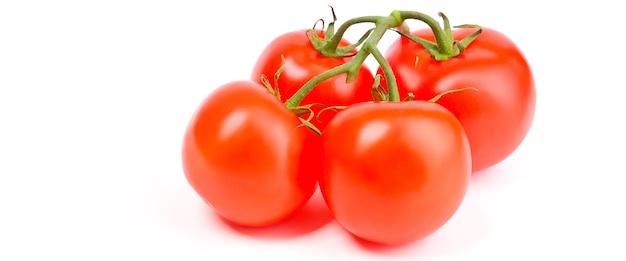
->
320, 101, 471, 245
250, 29, 374, 131
380, 27, 536, 172
181, 81, 319, 227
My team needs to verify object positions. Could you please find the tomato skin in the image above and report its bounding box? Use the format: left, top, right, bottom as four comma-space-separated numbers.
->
320, 101, 471, 245
181, 81, 319, 227
381, 27, 536, 172
250, 29, 374, 131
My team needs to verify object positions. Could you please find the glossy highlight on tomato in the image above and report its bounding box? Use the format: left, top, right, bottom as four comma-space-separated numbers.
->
181, 81, 319, 227
380, 27, 536, 172
320, 100, 471, 245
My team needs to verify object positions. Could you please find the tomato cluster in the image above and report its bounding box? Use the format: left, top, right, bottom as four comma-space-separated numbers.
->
181, 9, 535, 246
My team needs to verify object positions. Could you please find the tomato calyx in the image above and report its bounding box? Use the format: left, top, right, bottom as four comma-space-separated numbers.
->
316, 105, 348, 123
372, 74, 415, 102
371, 75, 388, 102
258, 53, 327, 136
260, 55, 287, 101
307, 6, 375, 58
428, 87, 479, 103
393, 12, 482, 61
292, 104, 323, 135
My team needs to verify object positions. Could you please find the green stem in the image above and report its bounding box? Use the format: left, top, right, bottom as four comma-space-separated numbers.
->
284, 62, 353, 108
285, 10, 479, 107
366, 42, 399, 101
285, 12, 405, 108
323, 16, 381, 53
396, 11, 453, 55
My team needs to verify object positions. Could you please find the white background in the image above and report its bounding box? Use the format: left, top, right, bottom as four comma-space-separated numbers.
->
1, 1, 625, 260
